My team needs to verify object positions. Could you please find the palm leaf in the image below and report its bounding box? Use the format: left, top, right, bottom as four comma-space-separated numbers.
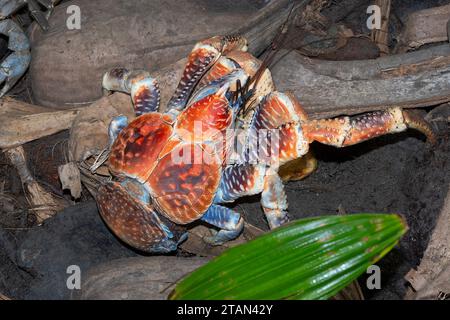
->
170, 213, 407, 300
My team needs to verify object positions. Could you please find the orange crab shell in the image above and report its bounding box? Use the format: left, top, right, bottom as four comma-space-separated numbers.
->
108, 113, 174, 183
148, 142, 222, 224
108, 94, 230, 225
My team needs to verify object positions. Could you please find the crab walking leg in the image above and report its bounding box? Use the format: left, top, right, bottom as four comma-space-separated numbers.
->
214, 164, 289, 230
102, 68, 160, 115
167, 35, 248, 111
108, 115, 129, 147
0, 0, 26, 18
201, 205, 244, 245
302, 107, 437, 147
0, 19, 31, 97
261, 169, 289, 229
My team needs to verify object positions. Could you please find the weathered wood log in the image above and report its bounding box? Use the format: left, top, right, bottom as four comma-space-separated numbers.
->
405, 184, 450, 300
73, 256, 210, 300
395, 4, 450, 53
272, 44, 450, 118
0, 98, 80, 148
29, 0, 299, 108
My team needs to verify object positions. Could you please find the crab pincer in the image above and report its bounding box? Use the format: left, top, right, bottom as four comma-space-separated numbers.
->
97, 181, 187, 253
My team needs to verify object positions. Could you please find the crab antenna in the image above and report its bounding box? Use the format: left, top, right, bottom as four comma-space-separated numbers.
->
239, 1, 296, 115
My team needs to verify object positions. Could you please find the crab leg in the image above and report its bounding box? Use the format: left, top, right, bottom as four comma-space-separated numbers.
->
0, 0, 26, 18
302, 107, 437, 147
108, 115, 129, 147
214, 163, 289, 230
201, 205, 244, 245
103, 67, 160, 115
261, 169, 289, 229
0, 19, 30, 97
167, 35, 248, 111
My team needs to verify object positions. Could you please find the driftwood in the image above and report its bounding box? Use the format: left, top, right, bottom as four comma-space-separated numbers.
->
58, 162, 82, 199
73, 256, 210, 300
396, 4, 450, 53
0, 98, 80, 148
272, 44, 450, 118
370, 0, 391, 56
405, 186, 450, 300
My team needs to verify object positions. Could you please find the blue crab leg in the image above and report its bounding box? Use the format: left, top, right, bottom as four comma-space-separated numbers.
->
167, 35, 248, 111
108, 115, 129, 147
201, 205, 244, 245
0, 19, 30, 97
0, 0, 25, 18
214, 163, 289, 229
103, 67, 160, 116
261, 169, 289, 229
187, 68, 248, 107
97, 181, 187, 253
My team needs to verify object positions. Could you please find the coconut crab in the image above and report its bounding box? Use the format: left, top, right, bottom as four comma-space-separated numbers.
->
97, 35, 435, 253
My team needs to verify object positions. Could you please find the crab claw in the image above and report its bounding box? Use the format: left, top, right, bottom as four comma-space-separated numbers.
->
0, 19, 30, 97
97, 181, 187, 253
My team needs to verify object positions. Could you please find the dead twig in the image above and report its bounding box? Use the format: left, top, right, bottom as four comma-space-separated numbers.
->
370, 0, 391, 56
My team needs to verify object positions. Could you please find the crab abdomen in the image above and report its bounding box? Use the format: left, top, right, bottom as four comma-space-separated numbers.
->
109, 113, 173, 182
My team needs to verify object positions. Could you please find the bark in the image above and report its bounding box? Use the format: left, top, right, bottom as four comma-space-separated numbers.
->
73, 256, 210, 300
405, 186, 450, 300
0, 97, 80, 148
395, 4, 450, 53
272, 44, 450, 119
